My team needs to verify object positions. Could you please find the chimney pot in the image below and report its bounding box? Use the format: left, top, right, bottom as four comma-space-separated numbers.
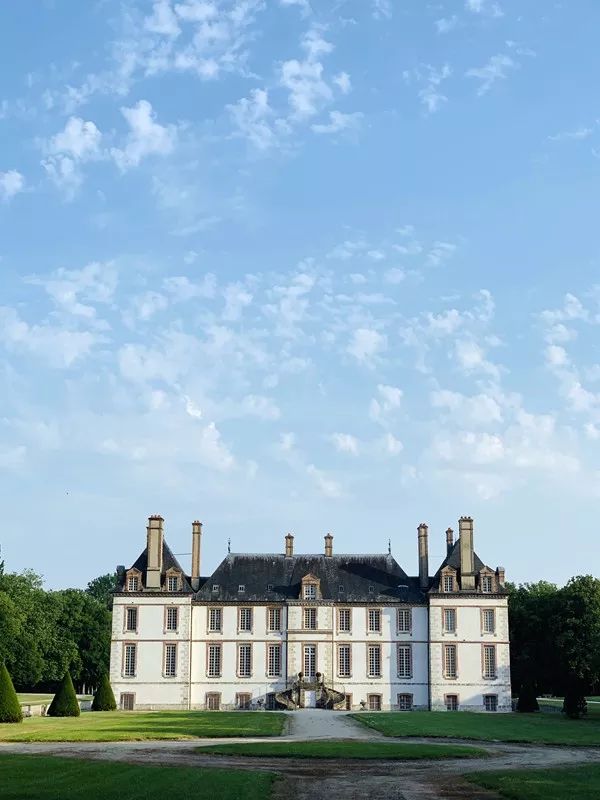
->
191, 520, 203, 590
285, 533, 294, 558
446, 527, 454, 556
324, 533, 333, 557
146, 514, 164, 590
458, 516, 475, 590
417, 523, 429, 591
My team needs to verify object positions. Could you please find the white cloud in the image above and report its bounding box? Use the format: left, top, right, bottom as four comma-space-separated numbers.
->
25, 261, 117, 322
404, 64, 452, 114
0, 170, 25, 201
431, 389, 504, 426
0, 307, 98, 367
111, 100, 177, 170
548, 126, 594, 143
465, 0, 503, 16
454, 339, 500, 378
0, 445, 27, 472
42, 117, 102, 196
334, 72, 352, 94
306, 464, 343, 498
228, 88, 284, 151
545, 345, 569, 368
372, 0, 392, 19
435, 16, 458, 34
466, 54, 517, 96
330, 432, 359, 455
369, 384, 403, 424
347, 328, 387, 364
381, 432, 403, 455
311, 110, 363, 134
280, 29, 336, 120
163, 274, 217, 301
223, 283, 253, 321
426, 241, 456, 266
145, 0, 181, 37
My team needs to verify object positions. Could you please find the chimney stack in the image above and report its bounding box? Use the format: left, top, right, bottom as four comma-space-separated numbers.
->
191, 520, 202, 590
285, 533, 294, 557
146, 515, 164, 589
417, 523, 429, 591
324, 533, 333, 557
446, 527, 454, 556
459, 516, 475, 590
496, 566, 505, 587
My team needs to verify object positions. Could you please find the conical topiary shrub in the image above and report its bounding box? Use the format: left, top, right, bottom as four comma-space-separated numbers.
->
0, 662, 23, 723
563, 681, 588, 720
92, 673, 117, 712
47, 672, 81, 717
516, 682, 539, 713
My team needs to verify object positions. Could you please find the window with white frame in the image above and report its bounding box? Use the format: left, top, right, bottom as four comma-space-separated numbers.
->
482, 575, 493, 593
303, 583, 317, 600
208, 644, 222, 677
368, 608, 382, 633
238, 644, 252, 677
208, 607, 222, 631
443, 608, 457, 633
123, 644, 136, 677
445, 694, 459, 711
338, 608, 351, 632
167, 575, 179, 592
484, 694, 498, 712
164, 643, 177, 677
483, 608, 495, 633
303, 607, 317, 630
166, 607, 178, 631
125, 607, 138, 632
338, 645, 351, 678
367, 694, 381, 710
367, 644, 381, 677
397, 608, 411, 633
239, 607, 253, 632
303, 645, 316, 678
443, 575, 454, 593
397, 644, 412, 678
267, 644, 281, 677
483, 645, 497, 678
267, 607, 282, 631
397, 693, 413, 711
127, 575, 139, 592
444, 644, 457, 678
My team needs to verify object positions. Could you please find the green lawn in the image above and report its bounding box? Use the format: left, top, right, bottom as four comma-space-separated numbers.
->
0, 754, 274, 800
197, 740, 487, 759
17, 694, 92, 704
468, 764, 600, 800
0, 711, 286, 742
538, 699, 600, 718
352, 711, 600, 745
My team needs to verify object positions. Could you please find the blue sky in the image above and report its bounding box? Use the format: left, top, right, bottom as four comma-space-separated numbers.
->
1, 0, 600, 588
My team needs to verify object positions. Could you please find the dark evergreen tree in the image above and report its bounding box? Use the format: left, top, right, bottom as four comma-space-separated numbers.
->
91, 673, 117, 711
0, 662, 22, 723
47, 671, 81, 717
516, 681, 539, 712
563, 678, 588, 719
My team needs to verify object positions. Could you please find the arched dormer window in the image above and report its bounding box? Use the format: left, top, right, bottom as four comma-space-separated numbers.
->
301, 573, 321, 600
479, 569, 496, 593
440, 566, 457, 593
126, 568, 142, 592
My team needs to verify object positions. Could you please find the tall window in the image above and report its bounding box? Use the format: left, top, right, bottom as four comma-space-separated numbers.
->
482, 575, 493, 593
338, 645, 351, 678
267, 644, 281, 677
167, 575, 179, 592
238, 644, 252, 677
338, 608, 351, 632
166, 607, 178, 631
397, 608, 411, 633
482, 609, 495, 633
444, 644, 457, 679
268, 607, 282, 631
367, 645, 381, 677
303, 645, 316, 678
484, 694, 498, 712
303, 583, 317, 600
397, 644, 412, 678
368, 609, 382, 633
208, 644, 222, 677
483, 645, 497, 678
443, 608, 457, 633
445, 694, 459, 711
303, 608, 317, 630
123, 644, 136, 677
367, 694, 381, 710
443, 575, 454, 593
127, 576, 139, 592
397, 693, 413, 711
164, 644, 177, 677
239, 607, 253, 632
208, 608, 222, 632
125, 607, 138, 632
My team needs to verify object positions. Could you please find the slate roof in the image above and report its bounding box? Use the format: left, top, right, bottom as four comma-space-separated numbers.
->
116, 541, 194, 593
193, 553, 427, 603
430, 540, 506, 593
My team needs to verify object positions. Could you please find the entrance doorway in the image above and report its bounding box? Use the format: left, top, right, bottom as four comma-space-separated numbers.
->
303, 689, 317, 708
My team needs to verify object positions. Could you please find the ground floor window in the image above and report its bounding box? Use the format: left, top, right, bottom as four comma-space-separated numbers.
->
445, 694, 459, 711
367, 694, 382, 711
120, 693, 135, 711
483, 694, 498, 712
206, 692, 221, 711
397, 693, 413, 711
236, 693, 251, 710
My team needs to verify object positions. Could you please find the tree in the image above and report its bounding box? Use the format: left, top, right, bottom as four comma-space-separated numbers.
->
54, 589, 111, 689
554, 576, 600, 695
0, 662, 22, 723
47, 672, 80, 717
563, 677, 588, 719
516, 681, 539, 713
86, 574, 117, 610
92, 673, 117, 711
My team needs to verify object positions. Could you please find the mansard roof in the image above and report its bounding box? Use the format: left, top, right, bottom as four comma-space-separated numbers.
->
430, 540, 506, 593
116, 541, 194, 593
193, 552, 426, 603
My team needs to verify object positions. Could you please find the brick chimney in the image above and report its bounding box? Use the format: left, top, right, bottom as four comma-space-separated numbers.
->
285, 533, 294, 557
191, 520, 202, 591
324, 533, 333, 557
496, 566, 505, 587
417, 523, 429, 591
459, 516, 475, 590
446, 527, 454, 556
146, 515, 164, 589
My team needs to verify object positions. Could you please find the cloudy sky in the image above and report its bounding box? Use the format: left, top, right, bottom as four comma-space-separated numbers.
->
1, 0, 600, 588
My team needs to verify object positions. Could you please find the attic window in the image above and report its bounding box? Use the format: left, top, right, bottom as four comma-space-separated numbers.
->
482, 576, 493, 593
267, 584, 273, 592
238, 584, 246, 593
127, 576, 139, 592
212, 584, 219, 592
338, 585, 344, 593
368, 585, 374, 594
167, 575, 180, 592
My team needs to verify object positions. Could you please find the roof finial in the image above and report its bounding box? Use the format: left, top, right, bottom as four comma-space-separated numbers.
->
388, 538, 391, 555
227, 537, 231, 554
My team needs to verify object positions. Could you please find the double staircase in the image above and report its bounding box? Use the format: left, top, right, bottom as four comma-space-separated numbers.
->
275, 673, 346, 710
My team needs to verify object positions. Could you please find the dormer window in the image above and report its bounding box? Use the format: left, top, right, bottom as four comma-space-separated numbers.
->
167, 575, 180, 592
443, 575, 454, 593
238, 584, 246, 593
127, 576, 139, 592
304, 583, 317, 600
212, 584, 219, 592
482, 575, 493, 593
267, 584, 273, 592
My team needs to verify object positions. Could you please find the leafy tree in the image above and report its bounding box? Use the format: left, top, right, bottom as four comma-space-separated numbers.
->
563, 677, 588, 719
92, 673, 117, 711
86, 573, 117, 610
516, 681, 539, 713
554, 576, 600, 695
0, 662, 22, 723
54, 589, 111, 689
47, 672, 80, 717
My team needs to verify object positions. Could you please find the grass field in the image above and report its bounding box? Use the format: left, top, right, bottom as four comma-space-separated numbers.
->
0, 711, 285, 742
0, 754, 274, 800
17, 694, 92, 705
197, 740, 487, 759
538, 698, 600, 718
468, 764, 600, 800
352, 711, 600, 745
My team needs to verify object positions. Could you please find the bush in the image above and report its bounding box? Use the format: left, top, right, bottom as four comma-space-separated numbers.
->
516, 682, 539, 713
563, 683, 588, 719
47, 672, 81, 717
92, 673, 116, 712
0, 662, 23, 723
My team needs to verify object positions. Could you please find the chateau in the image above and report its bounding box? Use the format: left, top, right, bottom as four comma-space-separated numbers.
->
110, 515, 511, 712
